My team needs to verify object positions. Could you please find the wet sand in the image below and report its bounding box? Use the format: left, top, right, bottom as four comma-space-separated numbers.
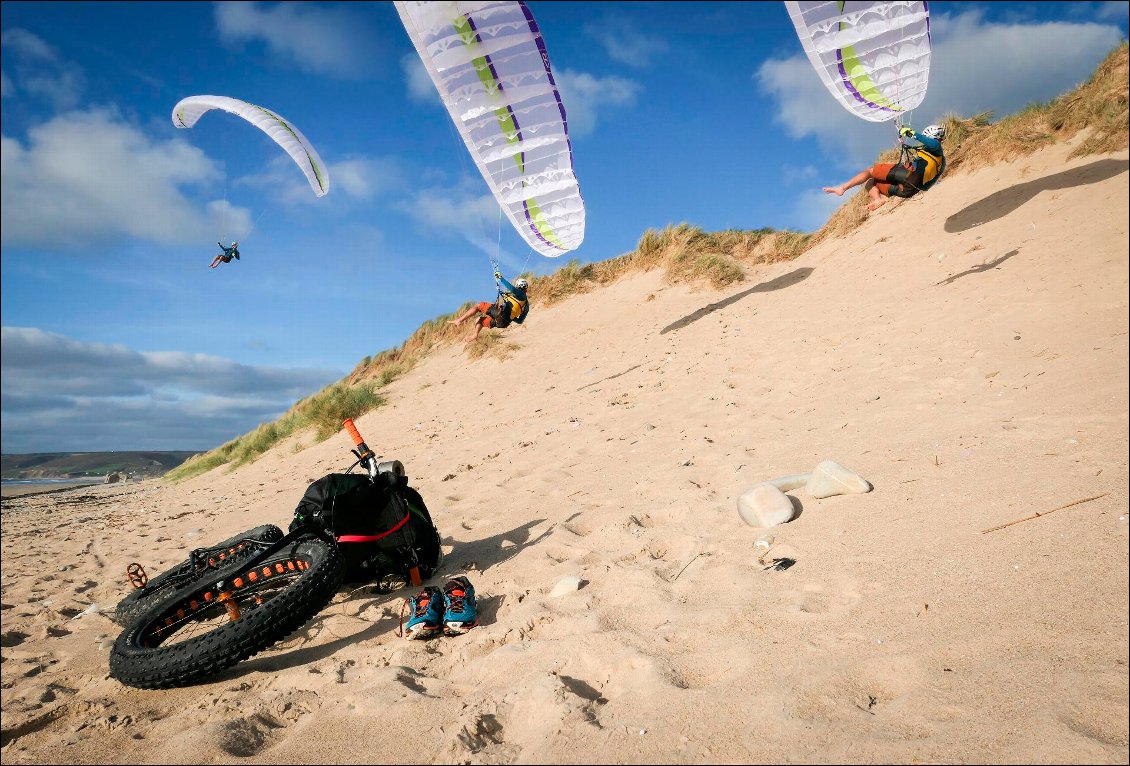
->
1, 481, 106, 499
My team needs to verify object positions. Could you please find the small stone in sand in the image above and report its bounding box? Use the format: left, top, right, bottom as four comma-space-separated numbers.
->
737, 483, 796, 529
550, 575, 584, 597
805, 460, 872, 499
766, 473, 810, 492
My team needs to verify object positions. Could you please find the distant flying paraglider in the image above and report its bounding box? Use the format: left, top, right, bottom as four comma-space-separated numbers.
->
172, 95, 330, 198
394, 0, 585, 258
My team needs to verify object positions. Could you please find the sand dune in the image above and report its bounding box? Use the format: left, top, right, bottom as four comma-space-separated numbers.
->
1, 136, 1127, 764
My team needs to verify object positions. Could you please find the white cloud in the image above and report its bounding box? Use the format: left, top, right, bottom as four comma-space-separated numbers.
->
786, 188, 855, 233
20, 67, 85, 111
1091, 2, 1129, 22
757, 9, 1127, 170
394, 183, 523, 269
0, 326, 342, 452
1, 28, 57, 62
584, 19, 669, 68
1, 108, 252, 250
214, 1, 375, 78
924, 12, 1126, 121
328, 156, 404, 200
0, 28, 86, 110
1, 71, 12, 98
230, 151, 328, 206
401, 52, 439, 104
227, 151, 401, 208
554, 69, 641, 138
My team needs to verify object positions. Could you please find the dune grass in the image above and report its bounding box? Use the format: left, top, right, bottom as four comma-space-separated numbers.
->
167, 43, 1128, 481
165, 381, 387, 482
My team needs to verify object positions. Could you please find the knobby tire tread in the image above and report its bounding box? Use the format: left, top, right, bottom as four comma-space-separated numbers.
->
109, 535, 342, 689
112, 524, 284, 627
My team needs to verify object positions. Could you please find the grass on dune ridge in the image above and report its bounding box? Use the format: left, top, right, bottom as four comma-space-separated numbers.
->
165, 42, 1129, 483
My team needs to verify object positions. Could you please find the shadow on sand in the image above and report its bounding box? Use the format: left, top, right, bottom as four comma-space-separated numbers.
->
216, 520, 552, 681
934, 249, 1020, 286
660, 267, 814, 335
944, 159, 1129, 233
442, 519, 553, 573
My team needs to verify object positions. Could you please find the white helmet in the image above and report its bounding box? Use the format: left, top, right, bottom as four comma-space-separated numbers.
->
514, 278, 529, 290
921, 124, 945, 140
231, 241, 238, 247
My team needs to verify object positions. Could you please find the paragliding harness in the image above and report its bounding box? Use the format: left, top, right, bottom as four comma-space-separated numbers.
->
488, 291, 526, 329
893, 134, 944, 197
217, 242, 239, 263
289, 420, 442, 589
484, 257, 528, 329
485, 299, 513, 329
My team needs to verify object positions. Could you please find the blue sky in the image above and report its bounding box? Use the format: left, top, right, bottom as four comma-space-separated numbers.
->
2, 1, 1126, 454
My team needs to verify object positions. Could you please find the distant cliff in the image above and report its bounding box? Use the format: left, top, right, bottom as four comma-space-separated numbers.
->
1, 452, 196, 480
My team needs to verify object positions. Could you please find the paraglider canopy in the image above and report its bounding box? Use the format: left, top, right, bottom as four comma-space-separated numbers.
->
784, 1, 932, 124
172, 95, 330, 197
395, 0, 585, 258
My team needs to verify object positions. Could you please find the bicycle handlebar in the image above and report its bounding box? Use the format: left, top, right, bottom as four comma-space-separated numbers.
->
343, 418, 364, 447
342, 418, 378, 479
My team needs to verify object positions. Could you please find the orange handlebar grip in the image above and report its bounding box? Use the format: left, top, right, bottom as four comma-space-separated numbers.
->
342, 418, 364, 446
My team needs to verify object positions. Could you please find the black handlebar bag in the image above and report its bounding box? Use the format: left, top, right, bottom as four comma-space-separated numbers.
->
291, 472, 442, 586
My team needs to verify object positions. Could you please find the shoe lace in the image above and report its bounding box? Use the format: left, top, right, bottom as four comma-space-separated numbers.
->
445, 587, 466, 614
397, 589, 435, 638
397, 597, 410, 637
412, 592, 434, 617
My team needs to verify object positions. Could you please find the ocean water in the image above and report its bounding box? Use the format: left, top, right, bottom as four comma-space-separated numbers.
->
2, 477, 105, 489
1, 479, 105, 485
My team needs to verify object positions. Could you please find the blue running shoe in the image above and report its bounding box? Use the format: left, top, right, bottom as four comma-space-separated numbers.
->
442, 576, 478, 635
403, 586, 443, 640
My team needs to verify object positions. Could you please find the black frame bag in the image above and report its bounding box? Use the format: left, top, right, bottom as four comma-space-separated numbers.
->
290, 472, 442, 587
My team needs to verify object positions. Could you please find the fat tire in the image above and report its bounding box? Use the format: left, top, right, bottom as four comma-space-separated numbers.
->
109, 534, 342, 689
112, 524, 285, 627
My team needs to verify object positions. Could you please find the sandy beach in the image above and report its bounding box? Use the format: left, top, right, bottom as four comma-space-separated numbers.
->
1, 137, 1126, 764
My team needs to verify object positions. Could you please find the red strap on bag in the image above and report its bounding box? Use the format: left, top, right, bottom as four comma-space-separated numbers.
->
335, 511, 410, 543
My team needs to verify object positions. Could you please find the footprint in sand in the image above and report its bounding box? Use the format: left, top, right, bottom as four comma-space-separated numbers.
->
544, 544, 586, 563
217, 715, 283, 757
557, 674, 609, 728
1060, 677, 1130, 748
627, 513, 654, 528
1, 630, 29, 647
789, 578, 864, 617
454, 712, 517, 760
561, 519, 593, 537
394, 668, 434, 697
792, 654, 934, 728
37, 682, 78, 704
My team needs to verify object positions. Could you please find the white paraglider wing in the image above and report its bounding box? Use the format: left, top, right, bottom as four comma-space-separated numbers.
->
784, 1, 931, 123
172, 95, 329, 197
395, 1, 584, 257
